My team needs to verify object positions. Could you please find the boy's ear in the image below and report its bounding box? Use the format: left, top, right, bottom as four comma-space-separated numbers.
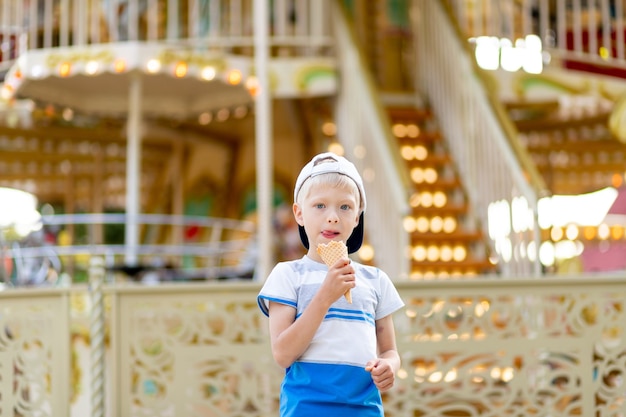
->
293, 203, 305, 226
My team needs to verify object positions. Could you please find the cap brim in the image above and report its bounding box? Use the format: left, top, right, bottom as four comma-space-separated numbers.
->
298, 213, 365, 254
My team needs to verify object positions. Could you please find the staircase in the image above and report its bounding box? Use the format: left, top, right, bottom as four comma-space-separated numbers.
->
387, 106, 498, 279
336, 0, 501, 279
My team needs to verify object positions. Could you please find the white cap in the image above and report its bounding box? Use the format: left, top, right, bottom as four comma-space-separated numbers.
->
293, 152, 367, 253
294, 152, 366, 213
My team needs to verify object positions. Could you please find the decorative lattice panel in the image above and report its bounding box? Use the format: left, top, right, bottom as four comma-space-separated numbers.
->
116, 287, 281, 417
388, 284, 626, 417
0, 293, 70, 417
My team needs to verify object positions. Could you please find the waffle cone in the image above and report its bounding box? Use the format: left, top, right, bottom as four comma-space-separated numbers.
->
316, 240, 352, 303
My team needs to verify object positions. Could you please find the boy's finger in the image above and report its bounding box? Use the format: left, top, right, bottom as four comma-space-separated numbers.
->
365, 359, 378, 372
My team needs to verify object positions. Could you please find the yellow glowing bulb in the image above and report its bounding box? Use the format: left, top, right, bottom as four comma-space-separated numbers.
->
407, 124, 420, 138
322, 121, 336, 136
612, 173, 623, 188
392, 124, 407, 138
414, 145, 428, 160
245, 76, 259, 96
114, 59, 126, 73
551, 226, 563, 242
598, 224, 610, 240
565, 224, 579, 240
599, 46, 610, 60
0, 86, 12, 100
583, 226, 596, 240
611, 226, 624, 240
328, 142, 344, 155
400, 145, 415, 160
201, 66, 216, 80
403, 216, 417, 232
357, 244, 374, 262
228, 69, 242, 85
424, 167, 438, 183
174, 62, 188, 78
85, 61, 99, 75
59, 62, 71, 77
146, 59, 161, 73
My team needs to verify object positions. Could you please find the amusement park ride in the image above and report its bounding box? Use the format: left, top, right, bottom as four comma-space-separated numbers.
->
1, 0, 626, 286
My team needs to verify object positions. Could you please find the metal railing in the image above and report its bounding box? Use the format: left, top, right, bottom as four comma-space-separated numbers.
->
445, 0, 626, 72
0, 213, 257, 285
1, 267, 625, 416
0, 26, 25, 71
0, 0, 333, 67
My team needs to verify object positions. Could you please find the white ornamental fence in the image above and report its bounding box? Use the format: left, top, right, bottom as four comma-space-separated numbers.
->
1, 265, 625, 416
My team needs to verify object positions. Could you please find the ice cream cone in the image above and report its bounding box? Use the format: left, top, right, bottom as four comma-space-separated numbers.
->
317, 240, 352, 303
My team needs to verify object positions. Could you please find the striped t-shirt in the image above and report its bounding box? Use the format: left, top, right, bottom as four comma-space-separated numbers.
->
257, 255, 405, 417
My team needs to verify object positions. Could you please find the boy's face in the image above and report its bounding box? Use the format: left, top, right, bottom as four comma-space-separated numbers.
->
293, 182, 360, 261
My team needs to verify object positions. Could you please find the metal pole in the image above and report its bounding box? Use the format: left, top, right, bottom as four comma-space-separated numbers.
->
125, 72, 142, 266
254, 0, 273, 281
89, 256, 106, 417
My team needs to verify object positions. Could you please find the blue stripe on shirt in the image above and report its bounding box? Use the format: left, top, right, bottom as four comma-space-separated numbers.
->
257, 295, 297, 316
292, 308, 375, 325
325, 313, 375, 325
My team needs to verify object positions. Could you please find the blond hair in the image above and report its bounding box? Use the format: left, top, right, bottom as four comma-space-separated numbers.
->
296, 171, 361, 211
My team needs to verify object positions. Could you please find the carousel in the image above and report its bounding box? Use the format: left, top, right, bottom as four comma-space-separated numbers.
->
0, 0, 338, 284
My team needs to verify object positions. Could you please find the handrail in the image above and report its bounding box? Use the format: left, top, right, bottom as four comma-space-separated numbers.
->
438, 1, 549, 199
331, 0, 411, 281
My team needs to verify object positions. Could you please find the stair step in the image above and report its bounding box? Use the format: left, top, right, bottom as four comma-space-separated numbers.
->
410, 259, 495, 270
513, 111, 610, 131
534, 162, 626, 172
407, 179, 462, 191
525, 139, 625, 152
403, 155, 452, 167
387, 106, 432, 121
410, 204, 469, 216
410, 230, 483, 242
396, 131, 442, 144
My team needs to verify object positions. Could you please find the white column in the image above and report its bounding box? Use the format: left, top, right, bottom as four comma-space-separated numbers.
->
125, 72, 142, 266
254, 0, 273, 281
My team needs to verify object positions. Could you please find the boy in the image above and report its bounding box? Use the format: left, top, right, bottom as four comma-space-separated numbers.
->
257, 152, 405, 417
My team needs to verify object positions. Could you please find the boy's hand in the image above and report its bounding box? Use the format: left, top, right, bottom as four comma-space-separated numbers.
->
365, 358, 396, 392
320, 258, 355, 304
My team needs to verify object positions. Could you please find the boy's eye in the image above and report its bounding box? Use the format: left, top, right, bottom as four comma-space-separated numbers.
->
341, 204, 350, 210
315, 203, 325, 209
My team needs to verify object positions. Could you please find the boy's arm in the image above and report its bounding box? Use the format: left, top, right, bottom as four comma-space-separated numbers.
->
267, 298, 327, 369
366, 314, 401, 392
267, 259, 355, 369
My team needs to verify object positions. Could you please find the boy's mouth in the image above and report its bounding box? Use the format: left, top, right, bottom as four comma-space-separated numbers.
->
321, 230, 339, 239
